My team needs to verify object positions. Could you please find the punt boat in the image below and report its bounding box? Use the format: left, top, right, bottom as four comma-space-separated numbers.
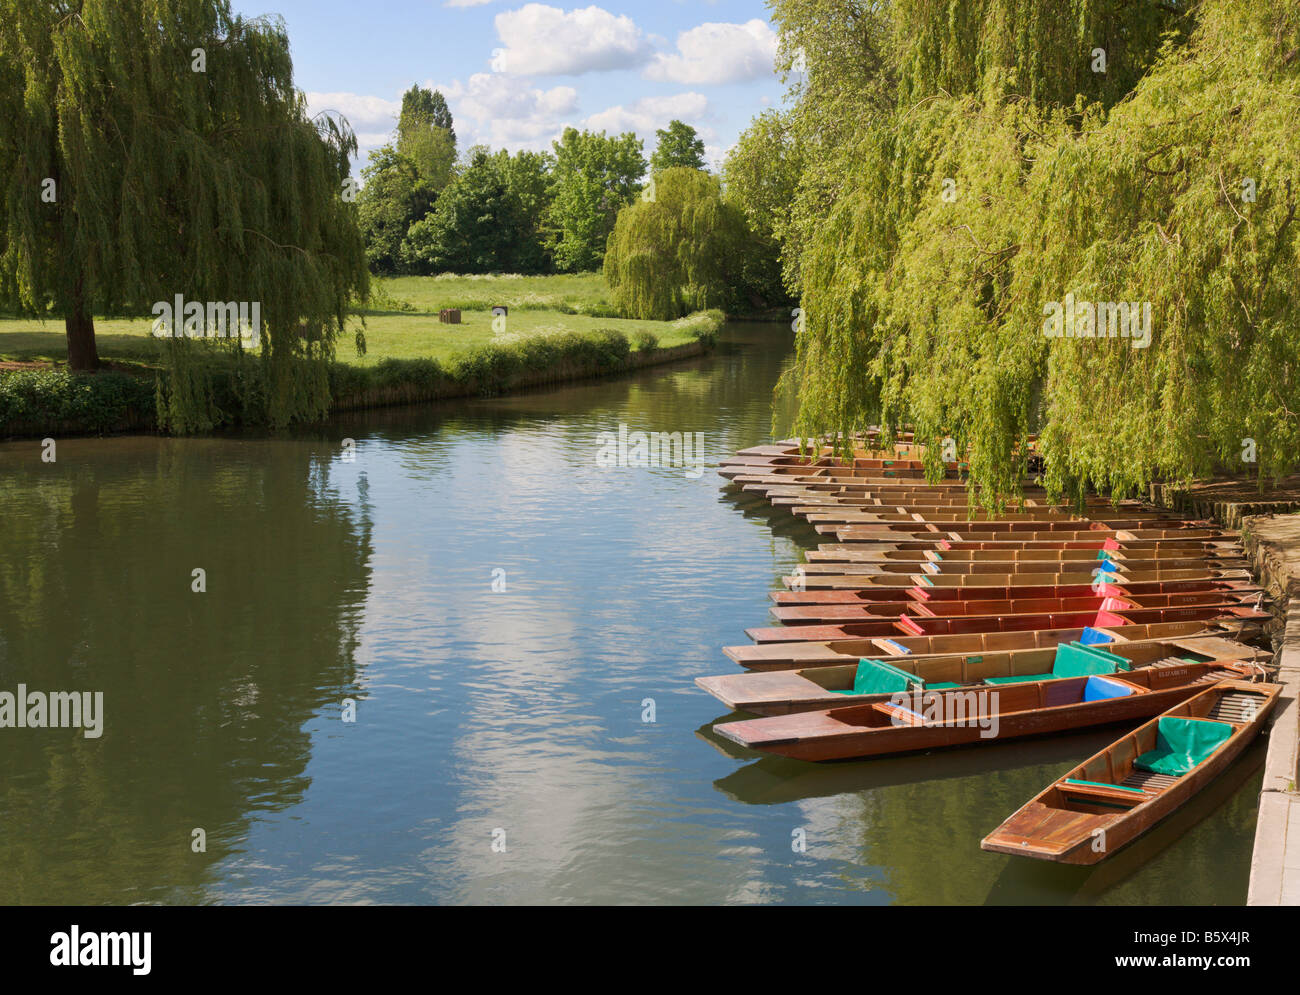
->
783, 567, 1252, 591
771, 578, 1261, 607
697, 636, 1272, 715
710, 666, 1255, 763
979, 680, 1281, 864
722, 619, 1262, 670
744, 602, 1267, 644
770, 589, 1264, 626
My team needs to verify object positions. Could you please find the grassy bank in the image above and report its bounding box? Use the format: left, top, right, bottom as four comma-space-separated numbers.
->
0, 274, 723, 437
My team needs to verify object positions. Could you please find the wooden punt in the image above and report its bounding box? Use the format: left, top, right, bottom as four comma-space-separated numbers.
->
718, 455, 932, 480
772, 578, 1261, 607
798, 510, 1191, 528
722, 619, 1261, 670
744, 602, 1268, 644
979, 680, 1281, 864
829, 526, 1221, 543
784, 567, 1251, 591
803, 541, 1242, 564
763, 491, 1121, 508
795, 553, 1246, 576
698, 640, 1272, 715
711, 667, 1240, 762
771, 589, 1263, 625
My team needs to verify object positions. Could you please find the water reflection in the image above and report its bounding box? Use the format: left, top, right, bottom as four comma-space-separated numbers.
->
0, 437, 372, 903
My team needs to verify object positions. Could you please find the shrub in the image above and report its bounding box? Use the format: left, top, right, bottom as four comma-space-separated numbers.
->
0, 368, 155, 435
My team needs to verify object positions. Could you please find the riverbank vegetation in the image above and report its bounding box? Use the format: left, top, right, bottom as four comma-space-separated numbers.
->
0, 275, 723, 436
763, 0, 1300, 503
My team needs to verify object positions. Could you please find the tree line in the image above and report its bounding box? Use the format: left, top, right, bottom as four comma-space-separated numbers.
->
358, 86, 793, 321
359, 87, 691, 277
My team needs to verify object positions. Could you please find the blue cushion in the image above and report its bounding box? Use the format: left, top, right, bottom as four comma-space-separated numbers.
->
1079, 626, 1113, 645
1083, 675, 1135, 701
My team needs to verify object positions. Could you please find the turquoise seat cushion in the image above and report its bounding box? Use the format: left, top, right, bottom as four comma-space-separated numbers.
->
1134, 717, 1234, 777
923, 681, 961, 689
830, 658, 922, 695
984, 672, 1053, 685
1052, 642, 1122, 678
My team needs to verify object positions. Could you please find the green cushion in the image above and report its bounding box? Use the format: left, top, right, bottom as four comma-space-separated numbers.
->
984, 672, 1054, 685
830, 658, 922, 696
1069, 642, 1133, 671
1134, 717, 1234, 777
1052, 642, 1123, 678
923, 681, 961, 689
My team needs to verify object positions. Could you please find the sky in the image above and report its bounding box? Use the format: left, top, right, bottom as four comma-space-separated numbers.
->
230, 0, 788, 173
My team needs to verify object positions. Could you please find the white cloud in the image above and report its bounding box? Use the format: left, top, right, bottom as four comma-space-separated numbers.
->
446, 0, 492, 6
306, 91, 403, 161
436, 73, 581, 149
494, 4, 651, 75
307, 91, 401, 136
584, 93, 710, 143
702, 143, 728, 172
644, 19, 778, 85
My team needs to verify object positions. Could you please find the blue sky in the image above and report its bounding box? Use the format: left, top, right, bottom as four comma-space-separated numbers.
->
231, 1, 787, 172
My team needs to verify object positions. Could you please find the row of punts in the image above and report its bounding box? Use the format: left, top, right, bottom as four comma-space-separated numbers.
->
702, 437, 1282, 865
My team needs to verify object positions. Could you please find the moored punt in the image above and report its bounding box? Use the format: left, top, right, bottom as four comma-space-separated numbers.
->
722, 619, 1262, 670
979, 680, 1282, 864
711, 667, 1240, 763
794, 553, 1246, 576
803, 541, 1243, 564
783, 566, 1252, 590
698, 639, 1273, 715
800, 510, 1193, 528
771, 589, 1264, 625
771, 577, 1261, 607
744, 601, 1268, 644
829, 526, 1222, 543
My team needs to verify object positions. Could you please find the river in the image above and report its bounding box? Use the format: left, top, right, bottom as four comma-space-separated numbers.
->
0, 322, 1263, 904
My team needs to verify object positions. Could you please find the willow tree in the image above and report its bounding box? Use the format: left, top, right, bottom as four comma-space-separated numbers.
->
604, 167, 749, 320
0, 0, 368, 428
767, 0, 1296, 504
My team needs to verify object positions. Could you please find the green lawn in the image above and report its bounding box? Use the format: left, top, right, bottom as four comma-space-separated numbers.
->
0, 274, 707, 369
376, 272, 614, 314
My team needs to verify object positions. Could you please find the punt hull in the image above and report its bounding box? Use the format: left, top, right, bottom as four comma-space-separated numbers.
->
713, 683, 1210, 763
745, 604, 1266, 644
770, 579, 1261, 607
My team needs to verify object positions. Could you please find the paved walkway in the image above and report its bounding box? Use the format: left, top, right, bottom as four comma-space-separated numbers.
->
1154, 489, 1300, 905
1206, 507, 1300, 905
1244, 518, 1300, 905
1247, 601, 1300, 903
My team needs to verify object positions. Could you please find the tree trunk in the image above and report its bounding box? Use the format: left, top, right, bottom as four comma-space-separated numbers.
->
65, 286, 99, 372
